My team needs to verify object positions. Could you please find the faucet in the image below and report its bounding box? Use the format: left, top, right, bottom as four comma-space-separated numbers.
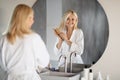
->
70, 52, 77, 72
58, 55, 67, 73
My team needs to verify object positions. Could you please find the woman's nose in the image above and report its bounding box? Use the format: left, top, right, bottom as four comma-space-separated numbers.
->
68, 20, 73, 24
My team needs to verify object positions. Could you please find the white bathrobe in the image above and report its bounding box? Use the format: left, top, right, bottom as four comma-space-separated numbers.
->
54, 29, 84, 67
0, 33, 50, 80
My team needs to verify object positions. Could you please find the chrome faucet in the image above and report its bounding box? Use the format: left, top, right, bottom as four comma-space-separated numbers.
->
70, 52, 77, 72
58, 55, 67, 73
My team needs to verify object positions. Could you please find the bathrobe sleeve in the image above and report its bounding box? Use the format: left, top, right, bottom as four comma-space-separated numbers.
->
54, 38, 62, 56
70, 29, 84, 55
33, 34, 50, 68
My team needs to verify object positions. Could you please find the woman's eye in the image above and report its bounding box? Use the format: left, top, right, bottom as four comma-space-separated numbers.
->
67, 18, 69, 20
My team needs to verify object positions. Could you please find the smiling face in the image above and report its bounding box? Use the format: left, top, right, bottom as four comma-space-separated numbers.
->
65, 14, 77, 29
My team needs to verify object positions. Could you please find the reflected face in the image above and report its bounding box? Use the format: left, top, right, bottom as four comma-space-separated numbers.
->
65, 14, 77, 29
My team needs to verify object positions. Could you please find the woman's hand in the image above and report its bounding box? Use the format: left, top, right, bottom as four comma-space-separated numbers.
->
59, 32, 68, 41
54, 28, 67, 40
54, 28, 72, 46
59, 32, 72, 46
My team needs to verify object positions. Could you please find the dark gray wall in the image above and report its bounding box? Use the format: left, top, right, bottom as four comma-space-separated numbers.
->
62, 0, 109, 64
32, 0, 46, 43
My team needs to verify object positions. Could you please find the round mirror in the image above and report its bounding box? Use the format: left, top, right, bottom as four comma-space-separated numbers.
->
62, 0, 109, 65
32, 0, 109, 67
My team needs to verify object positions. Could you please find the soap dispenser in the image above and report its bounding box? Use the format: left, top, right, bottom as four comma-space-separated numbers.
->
83, 65, 89, 80
89, 69, 93, 80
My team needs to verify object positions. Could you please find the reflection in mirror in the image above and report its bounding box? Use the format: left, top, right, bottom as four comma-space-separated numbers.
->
32, 0, 109, 68
53, 10, 84, 69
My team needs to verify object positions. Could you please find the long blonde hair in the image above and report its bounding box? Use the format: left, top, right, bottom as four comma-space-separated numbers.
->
7, 4, 33, 44
58, 10, 78, 31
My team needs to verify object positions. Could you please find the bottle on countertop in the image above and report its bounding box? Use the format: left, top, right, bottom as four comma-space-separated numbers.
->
96, 71, 103, 80
89, 69, 93, 80
81, 77, 86, 80
83, 65, 89, 80
106, 75, 110, 80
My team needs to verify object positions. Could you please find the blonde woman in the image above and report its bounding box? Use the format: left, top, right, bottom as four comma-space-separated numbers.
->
0, 4, 49, 80
54, 10, 84, 67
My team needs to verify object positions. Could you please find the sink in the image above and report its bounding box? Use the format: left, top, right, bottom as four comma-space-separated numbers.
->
39, 71, 80, 80
40, 71, 76, 77
39, 62, 91, 80
59, 63, 91, 73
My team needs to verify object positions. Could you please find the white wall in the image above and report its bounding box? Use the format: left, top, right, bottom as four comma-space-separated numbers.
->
46, 0, 62, 60
92, 0, 120, 80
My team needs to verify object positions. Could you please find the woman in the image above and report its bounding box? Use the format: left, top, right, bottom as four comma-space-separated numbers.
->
0, 4, 49, 80
54, 10, 84, 67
